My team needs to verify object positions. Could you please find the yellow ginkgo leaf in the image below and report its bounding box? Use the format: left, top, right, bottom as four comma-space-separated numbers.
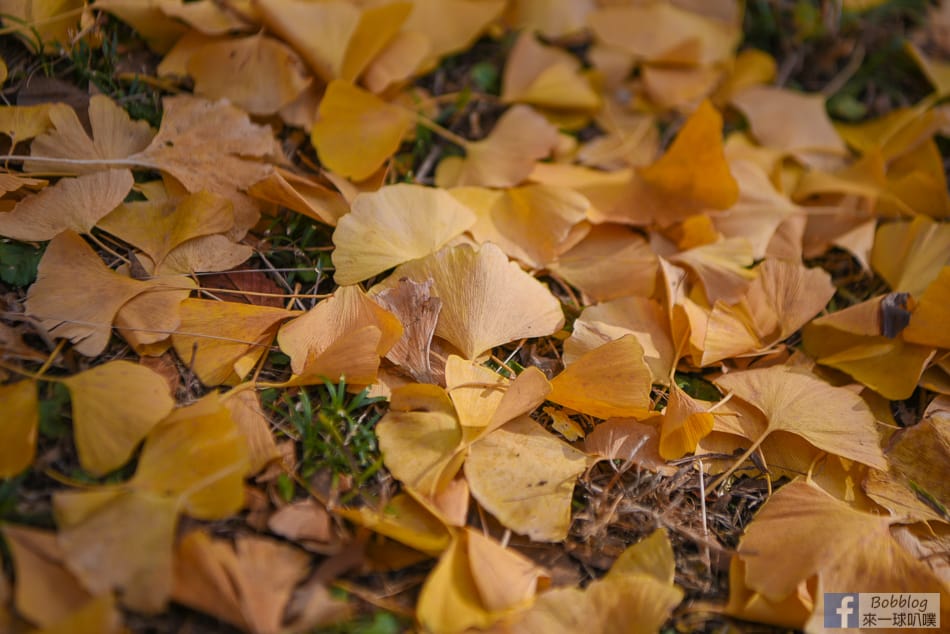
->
501, 31, 600, 110
25, 231, 183, 357
172, 531, 313, 634
93, 0, 189, 52
451, 184, 589, 269
549, 335, 653, 419
187, 34, 312, 115
713, 365, 888, 473
0, 103, 54, 143
63, 361, 175, 476
1, 524, 93, 628
416, 534, 499, 634
506, 529, 684, 633
465, 416, 589, 541
220, 389, 281, 475
376, 243, 564, 359
283, 324, 384, 387
311, 80, 413, 181
549, 224, 658, 302
278, 285, 402, 373
28, 96, 155, 174
403, 0, 506, 70
331, 184, 476, 284
871, 215, 950, 297
172, 298, 297, 386
903, 266, 950, 348
417, 529, 546, 634
132, 394, 250, 519
802, 297, 935, 400
129, 95, 280, 235
638, 100, 739, 213
31, 591, 123, 634
659, 383, 716, 460
337, 492, 452, 556
436, 105, 560, 188
375, 384, 465, 497
731, 85, 848, 167
0, 0, 83, 52
54, 489, 179, 613
444, 355, 509, 429
668, 236, 757, 304
737, 480, 950, 631
0, 169, 133, 241
98, 188, 250, 275
0, 380, 37, 478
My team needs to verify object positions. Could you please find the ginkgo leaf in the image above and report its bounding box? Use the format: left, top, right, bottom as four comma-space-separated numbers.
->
0, 169, 133, 241
62, 361, 175, 476
501, 32, 600, 110
444, 355, 509, 429
129, 95, 280, 234
1, 524, 93, 628
336, 492, 452, 556
668, 236, 756, 304
375, 384, 465, 496
0, 380, 37, 478
28, 96, 155, 174
331, 184, 476, 284
93, 0, 189, 52
451, 184, 589, 269
416, 534, 499, 634
549, 336, 653, 419
646, 102, 737, 207
375, 277, 442, 382
246, 167, 350, 227
187, 34, 312, 115
278, 285, 402, 374
465, 416, 589, 541
25, 231, 183, 356
172, 531, 311, 634
172, 299, 297, 386
98, 189, 248, 274
255, 0, 409, 82
220, 389, 281, 475
132, 393, 250, 519
436, 105, 560, 188
584, 419, 675, 475
549, 224, 658, 302
802, 296, 936, 400
404, 0, 507, 69
724, 557, 812, 629
903, 266, 950, 348
713, 365, 888, 471
737, 480, 949, 627
588, 2, 737, 65
417, 529, 545, 633
0, 0, 83, 52
376, 243, 564, 359
54, 489, 179, 613
659, 383, 716, 460
282, 324, 385, 387
0, 103, 54, 143
362, 30, 432, 93
870, 215, 950, 297
311, 80, 413, 181
31, 593, 123, 634
731, 85, 848, 167
506, 529, 684, 633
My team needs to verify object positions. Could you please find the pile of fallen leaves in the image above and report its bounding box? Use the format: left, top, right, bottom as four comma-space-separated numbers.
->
1, 0, 949, 632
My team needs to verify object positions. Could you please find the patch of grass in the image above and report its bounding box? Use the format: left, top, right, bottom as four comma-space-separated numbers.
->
66, 18, 164, 126
264, 379, 388, 503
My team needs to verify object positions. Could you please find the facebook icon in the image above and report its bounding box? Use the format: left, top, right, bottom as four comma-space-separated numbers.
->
825, 593, 859, 628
